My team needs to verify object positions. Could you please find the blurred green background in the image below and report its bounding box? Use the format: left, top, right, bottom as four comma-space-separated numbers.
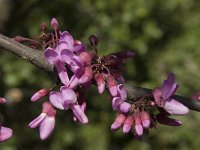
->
0, 0, 200, 149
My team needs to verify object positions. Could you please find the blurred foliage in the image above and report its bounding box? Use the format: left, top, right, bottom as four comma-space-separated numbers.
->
0, 0, 200, 149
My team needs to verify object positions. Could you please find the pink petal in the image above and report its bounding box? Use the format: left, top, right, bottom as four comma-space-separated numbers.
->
162, 73, 178, 99
94, 73, 105, 94
31, 89, 50, 102
67, 73, 82, 88
61, 49, 83, 73
56, 41, 70, 53
111, 114, 126, 131
135, 124, 143, 136
51, 18, 58, 30
79, 51, 93, 65
42, 102, 57, 117
60, 86, 77, 108
112, 97, 123, 110
55, 61, 69, 85
117, 84, 127, 100
44, 47, 59, 64
39, 116, 55, 140
0, 126, 13, 142
49, 91, 64, 110
29, 113, 46, 128
98, 83, 105, 94
140, 111, 150, 129
79, 66, 93, 84
123, 116, 133, 133
71, 44, 87, 52
109, 86, 118, 97
71, 105, 88, 124
164, 99, 189, 115
59, 31, 74, 48
119, 102, 131, 113
134, 113, 143, 136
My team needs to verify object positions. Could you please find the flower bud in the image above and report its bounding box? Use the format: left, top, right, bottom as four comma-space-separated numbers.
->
40, 22, 47, 31
123, 115, 133, 133
111, 114, 126, 131
140, 111, 150, 129
94, 73, 105, 94
89, 34, 98, 46
31, 89, 50, 102
51, 18, 59, 30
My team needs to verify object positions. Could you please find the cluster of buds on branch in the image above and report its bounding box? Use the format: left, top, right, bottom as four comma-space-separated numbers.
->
0, 18, 200, 142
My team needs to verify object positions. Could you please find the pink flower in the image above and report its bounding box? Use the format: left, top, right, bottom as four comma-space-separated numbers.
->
0, 98, 13, 142
111, 84, 130, 113
0, 126, 13, 142
49, 86, 77, 110
49, 86, 88, 124
152, 73, 189, 115
45, 31, 85, 87
29, 102, 56, 140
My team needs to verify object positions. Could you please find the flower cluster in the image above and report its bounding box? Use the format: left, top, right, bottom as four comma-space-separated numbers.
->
111, 73, 189, 138
29, 18, 134, 140
13, 18, 191, 141
0, 98, 13, 142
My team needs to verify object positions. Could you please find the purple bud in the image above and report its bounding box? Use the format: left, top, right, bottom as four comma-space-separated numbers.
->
89, 34, 98, 46
134, 113, 143, 136
94, 73, 105, 94
31, 89, 50, 102
140, 111, 150, 129
111, 114, 126, 131
123, 115, 133, 133
79, 66, 93, 84
51, 18, 59, 30
119, 102, 131, 113
0, 98, 7, 104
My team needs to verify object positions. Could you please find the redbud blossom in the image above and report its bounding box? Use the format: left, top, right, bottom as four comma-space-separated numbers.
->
152, 73, 189, 115
29, 102, 56, 140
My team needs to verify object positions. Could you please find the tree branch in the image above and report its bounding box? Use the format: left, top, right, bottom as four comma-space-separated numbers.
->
0, 33, 199, 112
0, 34, 53, 71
